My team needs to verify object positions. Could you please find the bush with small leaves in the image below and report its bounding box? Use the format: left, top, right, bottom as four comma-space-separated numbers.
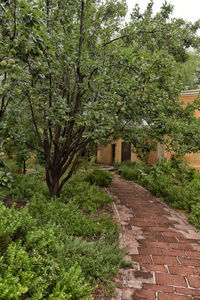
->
85, 169, 113, 187
188, 203, 200, 230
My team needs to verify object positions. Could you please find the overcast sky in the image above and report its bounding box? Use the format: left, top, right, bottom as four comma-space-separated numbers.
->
126, 0, 200, 23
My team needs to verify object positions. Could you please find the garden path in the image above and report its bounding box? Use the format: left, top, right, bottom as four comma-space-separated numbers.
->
107, 174, 200, 300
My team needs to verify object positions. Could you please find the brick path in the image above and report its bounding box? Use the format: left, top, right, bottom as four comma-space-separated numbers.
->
107, 175, 200, 300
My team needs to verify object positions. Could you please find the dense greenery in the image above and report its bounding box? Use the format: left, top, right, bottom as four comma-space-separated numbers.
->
177, 50, 200, 90
0, 163, 127, 299
85, 169, 113, 187
1, 0, 200, 195
116, 158, 200, 230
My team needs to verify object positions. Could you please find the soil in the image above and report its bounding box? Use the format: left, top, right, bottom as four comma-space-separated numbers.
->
3, 196, 28, 209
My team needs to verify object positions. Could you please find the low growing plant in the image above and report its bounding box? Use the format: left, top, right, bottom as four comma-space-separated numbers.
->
85, 169, 113, 187
116, 158, 200, 230
188, 203, 200, 230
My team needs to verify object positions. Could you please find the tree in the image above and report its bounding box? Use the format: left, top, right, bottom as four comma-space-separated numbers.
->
176, 50, 200, 90
115, 1, 200, 161
0, 0, 200, 196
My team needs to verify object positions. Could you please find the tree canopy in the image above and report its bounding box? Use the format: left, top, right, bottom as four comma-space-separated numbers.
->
0, 0, 200, 195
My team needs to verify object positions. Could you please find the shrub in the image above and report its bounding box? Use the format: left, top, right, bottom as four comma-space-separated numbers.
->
0, 158, 14, 188
6, 172, 47, 200
148, 174, 174, 197
0, 167, 125, 297
164, 185, 199, 212
85, 169, 113, 187
61, 178, 113, 213
119, 161, 149, 184
27, 194, 117, 238
116, 158, 200, 231
0, 241, 93, 300
188, 203, 200, 230
0, 203, 34, 252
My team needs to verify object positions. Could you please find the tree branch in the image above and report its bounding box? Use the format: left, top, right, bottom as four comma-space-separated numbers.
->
27, 94, 42, 145
11, 0, 17, 40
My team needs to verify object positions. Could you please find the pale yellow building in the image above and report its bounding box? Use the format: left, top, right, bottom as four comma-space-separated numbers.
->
97, 90, 200, 170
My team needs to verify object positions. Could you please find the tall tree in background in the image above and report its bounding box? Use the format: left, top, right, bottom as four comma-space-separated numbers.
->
0, 0, 200, 196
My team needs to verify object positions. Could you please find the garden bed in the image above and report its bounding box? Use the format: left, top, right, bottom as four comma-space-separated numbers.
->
0, 165, 126, 299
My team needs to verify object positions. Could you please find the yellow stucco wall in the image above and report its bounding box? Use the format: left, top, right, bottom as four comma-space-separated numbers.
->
114, 139, 123, 164
180, 90, 200, 118
97, 144, 113, 165
97, 90, 200, 169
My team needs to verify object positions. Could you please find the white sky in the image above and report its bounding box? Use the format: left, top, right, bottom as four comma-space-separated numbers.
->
126, 0, 200, 23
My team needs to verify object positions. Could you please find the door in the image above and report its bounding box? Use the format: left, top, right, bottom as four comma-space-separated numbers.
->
121, 142, 131, 162
112, 144, 116, 164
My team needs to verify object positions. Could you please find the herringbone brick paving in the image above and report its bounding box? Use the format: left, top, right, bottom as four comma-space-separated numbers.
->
107, 175, 200, 300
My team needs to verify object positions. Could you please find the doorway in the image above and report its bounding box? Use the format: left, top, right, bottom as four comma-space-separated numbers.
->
112, 144, 116, 164
121, 142, 131, 162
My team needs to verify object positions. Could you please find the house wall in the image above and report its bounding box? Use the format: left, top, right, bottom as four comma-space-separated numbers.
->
97, 144, 113, 165
97, 90, 200, 169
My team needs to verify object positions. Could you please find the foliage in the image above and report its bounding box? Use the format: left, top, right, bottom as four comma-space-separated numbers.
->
0, 154, 14, 188
188, 203, 200, 230
1, 0, 200, 196
5, 172, 47, 200
61, 172, 113, 212
177, 50, 200, 90
119, 161, 150, 185
28, 194, 116, 237
0, 240, 94, 300
85, 169, 113, 187
0, 168, 125, 298
118, 2, 200, 160
116, 158, 200, 229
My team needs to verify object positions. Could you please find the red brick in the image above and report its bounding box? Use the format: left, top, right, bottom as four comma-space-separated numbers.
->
152, 217, 169, 223
159, 293, 192, 300
178, 257, 200, 267
162, 249, 186, 257
187, 276, 200, 288
142, 264, 168, 273
132, 221, 147, 227
169, 266, 197, 275
163, 232, 184, 238
161, 237, 179, 243
149, 242, 170, 249
175, 287, 200, 296
144, 218, 157, 225
186, 251, 200, 258
153, 255, 179, 265
151, 227, 172, 232
153, 236, 177, 243
138, 240, 149, 248
143, 283, 173, 292
133, 289, 155, 299
131, 255, 152, 264
139, 247, 162, 255
156, 273, 187, 287
171, 243, 194, 251
133, 217, 148, 222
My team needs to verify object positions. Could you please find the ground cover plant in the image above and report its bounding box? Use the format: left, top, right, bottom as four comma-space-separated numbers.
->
116, 158, 200, 230
0, 164, 127, 299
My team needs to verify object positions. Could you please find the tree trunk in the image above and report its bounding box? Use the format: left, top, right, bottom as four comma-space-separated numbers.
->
45, 165, 61, 198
